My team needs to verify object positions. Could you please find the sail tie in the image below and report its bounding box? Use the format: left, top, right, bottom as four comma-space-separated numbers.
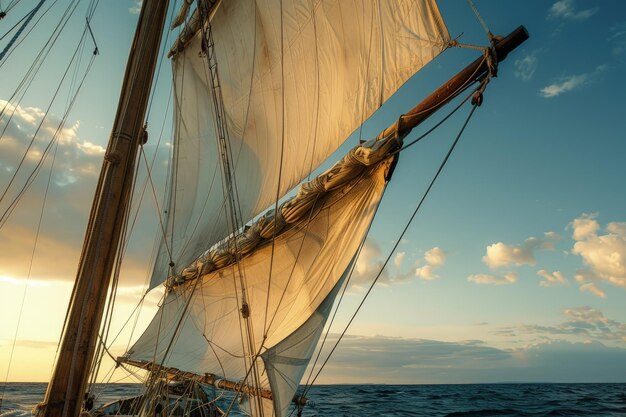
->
165, 135, 400, 289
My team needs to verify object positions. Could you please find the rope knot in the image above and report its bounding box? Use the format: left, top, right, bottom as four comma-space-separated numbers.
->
483, 46, 498, 78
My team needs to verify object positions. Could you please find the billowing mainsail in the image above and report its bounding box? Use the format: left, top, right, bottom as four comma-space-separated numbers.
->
125, 133, 398, 416
130, 1, 452, 415
149, 0, 450, 288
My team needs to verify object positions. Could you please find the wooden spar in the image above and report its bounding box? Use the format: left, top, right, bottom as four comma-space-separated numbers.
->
36, 2, 169, 417
119, 358, 309, 405
119, 358, 274, 400
379, 26, 529, 139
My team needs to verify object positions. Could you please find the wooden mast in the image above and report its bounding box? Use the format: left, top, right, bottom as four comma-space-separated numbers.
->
36, 2, 169, 417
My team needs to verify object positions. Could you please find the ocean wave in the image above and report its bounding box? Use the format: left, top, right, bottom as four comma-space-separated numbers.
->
0, 409, 31, 417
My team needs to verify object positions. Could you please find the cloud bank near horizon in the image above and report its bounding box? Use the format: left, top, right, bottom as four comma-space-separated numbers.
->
313, 333, 626, 384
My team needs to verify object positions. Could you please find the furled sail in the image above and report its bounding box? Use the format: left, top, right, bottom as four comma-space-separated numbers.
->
124, 133, 399, 417
149, 0, 450, 288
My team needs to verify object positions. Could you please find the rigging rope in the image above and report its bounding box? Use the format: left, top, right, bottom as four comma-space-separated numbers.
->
466, 0, 494, 41
135, 278, 202, 417
195, 4, 264, 413
0, 0, 66, 70
301, 195, 382, 392
0, 8, 29, 42
0, 0, 23, 15
0, 0, 45, 60
396, 81, 476, 154
0, 0, 79, 138
299, 81, 487, 401
88, 147, 140, 390
0, 24, 94, 229
0, 0, 62, 144
0, 125, 59, 413
137, 88, 174, 264
86, 0, 180, 394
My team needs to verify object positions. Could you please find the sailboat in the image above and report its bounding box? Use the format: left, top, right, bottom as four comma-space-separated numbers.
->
2, 1, 527, 417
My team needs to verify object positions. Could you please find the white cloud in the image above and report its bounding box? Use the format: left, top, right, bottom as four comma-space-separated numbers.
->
424, 247, 445, 267
0, 100, 103, 280
352, 241, 446, 285
78, 141, 105, 156
537, 269, 567, 287
570, 214, 626, 290
0, 99, 165, 284
497, 306, 626, 343
580, 282, 607, 299
514, 52, 538, 81
607, 222, 626, 236
482, 232, 559, 269
0, 100, 102, 186
543, 231, 561, 243
415, 247, 446, 281
563, 306, 609, 326
351, 238, 399, 288
539, 74, 587, 98
574, 269, 595, 283
314, 334, 626, 384
354, 239, 381, 274
467, 272, 517, 286
568, 212, 599, 240
314, 334, 512, 384
548, 0, 598, 21
394, 252, 405, 268
540, 65, 608, 99
415, 264, 435, 280
608, 22, 626, 55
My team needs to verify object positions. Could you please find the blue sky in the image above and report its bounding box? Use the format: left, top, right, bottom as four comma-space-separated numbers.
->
1, 0, 625, 383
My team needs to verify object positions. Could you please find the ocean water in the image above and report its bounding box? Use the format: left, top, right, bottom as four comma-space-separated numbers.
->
1, 383, 625, 416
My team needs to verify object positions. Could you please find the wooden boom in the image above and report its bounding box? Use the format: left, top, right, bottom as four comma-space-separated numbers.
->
380, 25, 529, 139
120, 358, 273, 400
119, 358, 307, 405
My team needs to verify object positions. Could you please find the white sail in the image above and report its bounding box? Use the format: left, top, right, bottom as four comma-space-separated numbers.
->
258, 268, 346, 417
149, 0, 449, 288
125, 134, 397, 416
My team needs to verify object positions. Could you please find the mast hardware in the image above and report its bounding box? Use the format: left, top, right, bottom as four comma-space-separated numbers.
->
241, 302, 250, 318
104, 150, 122, 164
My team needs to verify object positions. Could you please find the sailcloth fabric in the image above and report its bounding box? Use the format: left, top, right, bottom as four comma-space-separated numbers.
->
125, 146, 394, 417
149, 0, 449, 288
241, 268, 350, 417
